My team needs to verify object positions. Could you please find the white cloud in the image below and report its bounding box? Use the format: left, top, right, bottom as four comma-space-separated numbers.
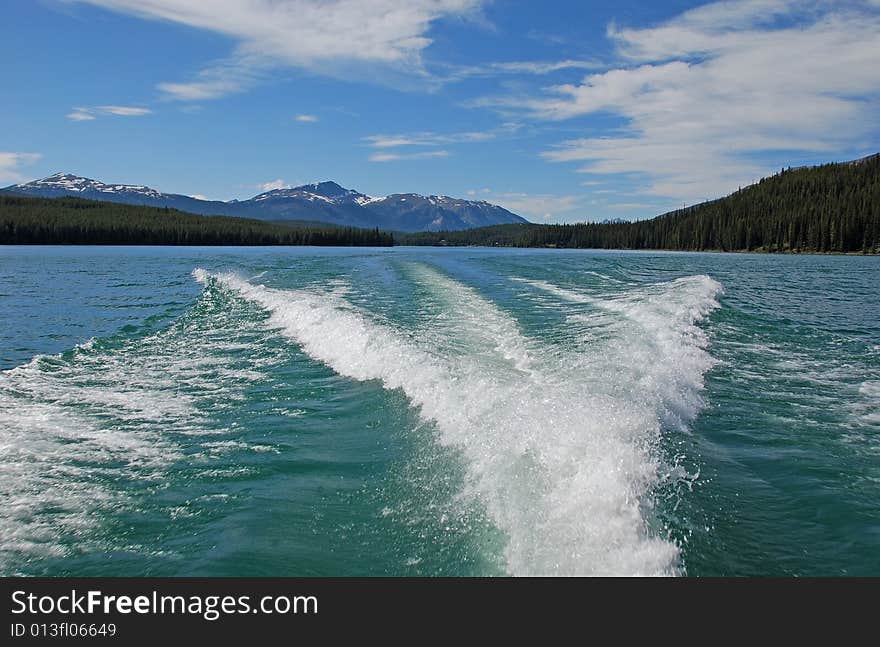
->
484, 1, 880, 204
365, 130, 494, 148
260, 179, 291, 191
76, 0, 487, 100
157, 54, 260, 100
487, 60, 602, 75
607, 0, 805, 62
156, 81, 229, 101
490, 192, 583, 222
98, 105, 152, 116
365, 122, 520, 150
439, 59, 602, 82
67, 108, 96, 121
0, 152, 42, 184
295, 114, 318, 123
159, 81, 238, 101
368, 150, 450, 162
66, 105, 152, 120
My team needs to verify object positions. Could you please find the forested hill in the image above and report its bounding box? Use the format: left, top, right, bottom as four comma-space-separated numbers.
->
0, 195, 394, 246
401, 154, 880, 253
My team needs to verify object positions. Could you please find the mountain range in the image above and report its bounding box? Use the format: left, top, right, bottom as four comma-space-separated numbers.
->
2, 173, 528, 231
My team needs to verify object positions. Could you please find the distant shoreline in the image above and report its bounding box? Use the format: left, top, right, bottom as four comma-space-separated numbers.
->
1, 242, 875, 256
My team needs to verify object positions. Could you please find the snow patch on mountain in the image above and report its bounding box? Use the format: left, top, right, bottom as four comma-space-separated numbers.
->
20, 172, 163, 199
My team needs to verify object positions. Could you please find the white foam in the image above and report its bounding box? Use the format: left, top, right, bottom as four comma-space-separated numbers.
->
0, 291, 281, 571
403, 263, 537, 375
197, 267, 723, 575
857, 381, 880, 425
517, 276, 723, 432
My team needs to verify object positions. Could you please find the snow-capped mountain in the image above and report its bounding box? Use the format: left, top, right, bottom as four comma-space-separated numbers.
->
5, 172, 232, 216
3, 174, 528, 231
252, 181, 374, 205
367, 193, 524, 230
244, 181, 385, 227
12, 172, 165, 200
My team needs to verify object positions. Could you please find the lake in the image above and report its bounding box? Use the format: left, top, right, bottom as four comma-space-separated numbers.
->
1, 245, 877, 575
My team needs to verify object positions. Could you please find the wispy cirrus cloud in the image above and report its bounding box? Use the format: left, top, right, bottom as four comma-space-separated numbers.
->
0, 152, 42, 184
364, 122, 521, 157
157, 54, 262, 101
67, 105, 152, 121
436, 58, 602, 83
75, 0, 489, 100
368, 150, 450, 163
98, 105, 152, 116
295, 114, 318, 123
66, 108, 96, 121
160, 81, 237, 101
364, 124, 521, 163
488, 60, 601, 75
158, 81, 239, 101
478, 0, 880, 205
364, 130, 495, 148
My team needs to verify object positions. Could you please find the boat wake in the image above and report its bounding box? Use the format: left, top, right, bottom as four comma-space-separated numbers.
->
194, 266, 722, 575
0, 286, 282, 572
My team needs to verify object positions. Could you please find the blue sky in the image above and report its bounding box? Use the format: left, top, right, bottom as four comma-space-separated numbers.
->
2, 0, 879, 222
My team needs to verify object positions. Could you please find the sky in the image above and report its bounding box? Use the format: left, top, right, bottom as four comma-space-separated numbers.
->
2, 0, 879, 223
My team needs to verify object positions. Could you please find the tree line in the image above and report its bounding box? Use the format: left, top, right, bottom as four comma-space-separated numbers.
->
4, 154, 877, 252
0, 195, 394, 246
401, 154, 880, 254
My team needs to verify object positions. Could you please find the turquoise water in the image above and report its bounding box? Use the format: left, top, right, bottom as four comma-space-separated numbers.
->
0, 246, 877, 576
